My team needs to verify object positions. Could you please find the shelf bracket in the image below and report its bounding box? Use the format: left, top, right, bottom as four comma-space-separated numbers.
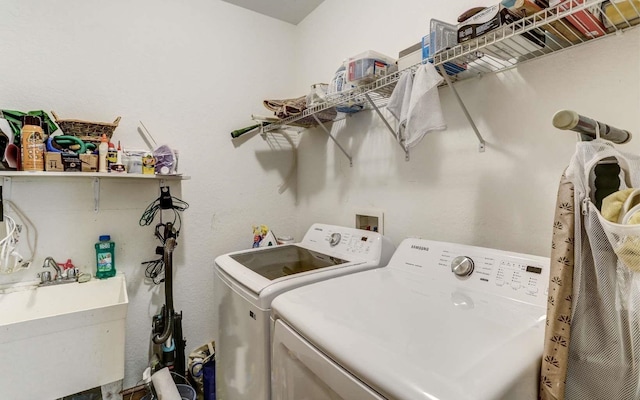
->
2, 177, 12, 204
312, 114, 353, 167
437, 64, 486, 153
93, 177, 100, 213
364, 93, 410, 161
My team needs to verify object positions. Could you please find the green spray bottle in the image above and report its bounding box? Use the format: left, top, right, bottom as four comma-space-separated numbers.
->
95, 235, 116, 279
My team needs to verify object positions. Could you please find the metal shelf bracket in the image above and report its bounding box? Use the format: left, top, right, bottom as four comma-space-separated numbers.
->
93, 177, 100, 213
364, 93, 410, 161
437, 65, 486, 153
2, 177, 12, 203
312, 114, 353, 167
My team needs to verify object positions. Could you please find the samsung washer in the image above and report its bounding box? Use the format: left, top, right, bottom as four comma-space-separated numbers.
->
214, 223, 395, 400
271, 238, 550, 400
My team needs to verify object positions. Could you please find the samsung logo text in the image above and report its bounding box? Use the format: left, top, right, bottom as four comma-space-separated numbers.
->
411, 245, 429, 251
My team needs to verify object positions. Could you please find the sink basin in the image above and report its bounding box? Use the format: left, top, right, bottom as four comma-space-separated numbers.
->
0, 273, 129, 399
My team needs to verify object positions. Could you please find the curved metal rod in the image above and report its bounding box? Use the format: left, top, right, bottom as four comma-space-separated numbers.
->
553, 110, 632, 144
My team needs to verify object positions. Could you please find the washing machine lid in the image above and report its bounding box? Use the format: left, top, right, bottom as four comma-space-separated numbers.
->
271, 239, 550, 400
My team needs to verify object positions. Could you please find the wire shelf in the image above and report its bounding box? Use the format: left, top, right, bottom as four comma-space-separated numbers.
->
433, 0, 640, 75
262, 0, 639, 134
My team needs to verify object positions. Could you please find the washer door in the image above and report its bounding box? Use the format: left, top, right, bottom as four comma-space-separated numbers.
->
271, 319, 384, 400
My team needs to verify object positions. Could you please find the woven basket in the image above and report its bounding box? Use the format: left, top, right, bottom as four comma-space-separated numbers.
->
51, 111, 121, 144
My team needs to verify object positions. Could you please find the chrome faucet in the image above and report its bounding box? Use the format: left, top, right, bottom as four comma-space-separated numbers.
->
39, 257, 77, 286
43, 257, 62, 280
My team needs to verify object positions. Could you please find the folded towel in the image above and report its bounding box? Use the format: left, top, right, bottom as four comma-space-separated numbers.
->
387, 64, 446, 149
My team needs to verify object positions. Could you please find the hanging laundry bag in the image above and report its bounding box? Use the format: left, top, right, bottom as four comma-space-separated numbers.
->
563, 139, 640, 399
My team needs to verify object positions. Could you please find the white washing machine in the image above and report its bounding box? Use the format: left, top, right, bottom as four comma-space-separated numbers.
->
271, 238, 550, 400
214, 223, 395, 400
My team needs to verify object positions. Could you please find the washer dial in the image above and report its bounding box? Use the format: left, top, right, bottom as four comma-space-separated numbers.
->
329, 233, 342, 247
451, 256, 474, 277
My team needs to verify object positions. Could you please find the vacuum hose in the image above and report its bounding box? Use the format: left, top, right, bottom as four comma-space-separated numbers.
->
153, 236, 177, 344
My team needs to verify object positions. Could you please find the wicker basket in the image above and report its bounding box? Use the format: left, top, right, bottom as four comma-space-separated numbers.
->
51, 111, 121, 144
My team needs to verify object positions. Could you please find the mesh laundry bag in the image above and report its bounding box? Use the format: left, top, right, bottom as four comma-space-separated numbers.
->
565, 139, 640, 399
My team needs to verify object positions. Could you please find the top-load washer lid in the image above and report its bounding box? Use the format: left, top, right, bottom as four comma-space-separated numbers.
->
271, 238, 550, 400
214, 223, 395, 303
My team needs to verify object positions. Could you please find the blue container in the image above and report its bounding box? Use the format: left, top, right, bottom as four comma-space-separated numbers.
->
203, 360, 216, 400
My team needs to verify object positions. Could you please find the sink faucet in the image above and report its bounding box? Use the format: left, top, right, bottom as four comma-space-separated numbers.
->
43, 257, 62, 280
39, 257, 79, 286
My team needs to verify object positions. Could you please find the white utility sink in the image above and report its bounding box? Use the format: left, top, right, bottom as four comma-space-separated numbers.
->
0, 273, 129, 399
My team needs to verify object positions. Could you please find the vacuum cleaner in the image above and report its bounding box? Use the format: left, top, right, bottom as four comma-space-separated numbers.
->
151, 222, 186, 378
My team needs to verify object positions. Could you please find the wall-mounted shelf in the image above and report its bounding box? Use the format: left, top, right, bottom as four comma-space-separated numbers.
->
259, 0, 639, 163
0, 172, 190, 212
0, 171, 190, 180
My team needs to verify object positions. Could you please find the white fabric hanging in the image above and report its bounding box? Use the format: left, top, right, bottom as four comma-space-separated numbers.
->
386, 63, 446, 149
564, 139, 640, 399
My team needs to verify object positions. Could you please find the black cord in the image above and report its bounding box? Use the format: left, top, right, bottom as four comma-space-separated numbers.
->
143, 258, 165, 284
140, 187, 189, 285
139, 190, 189, 236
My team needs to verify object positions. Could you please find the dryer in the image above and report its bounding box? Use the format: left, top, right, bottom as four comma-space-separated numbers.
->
271, 238, 550, 400
214, 223, 395, 400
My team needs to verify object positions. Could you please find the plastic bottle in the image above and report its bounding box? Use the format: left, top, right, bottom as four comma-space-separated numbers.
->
20, 115, 45, 171
107, 142, 117, 171
116, 141, 123, 165
98, 134, 108, 173
95, 235, 116, 279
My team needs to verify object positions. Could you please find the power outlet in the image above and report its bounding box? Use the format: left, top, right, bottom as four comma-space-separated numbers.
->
354, 208, 384, 234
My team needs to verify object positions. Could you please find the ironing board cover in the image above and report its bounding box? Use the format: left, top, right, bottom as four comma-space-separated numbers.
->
539, 171, 575, 400
563, 139, 640, 399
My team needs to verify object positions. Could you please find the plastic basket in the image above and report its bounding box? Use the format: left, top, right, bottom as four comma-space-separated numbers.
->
141, 383, 196, 400
51, 111, 120, 144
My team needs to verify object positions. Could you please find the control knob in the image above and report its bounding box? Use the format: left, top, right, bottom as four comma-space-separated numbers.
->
451, 256, 474, 277
329, 233, 342, 247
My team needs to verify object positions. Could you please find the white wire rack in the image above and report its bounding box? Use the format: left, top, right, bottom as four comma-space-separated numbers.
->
261, 0, 640, 162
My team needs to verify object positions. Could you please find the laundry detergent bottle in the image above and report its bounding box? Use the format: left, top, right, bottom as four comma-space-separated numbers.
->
95, 235, 116, 279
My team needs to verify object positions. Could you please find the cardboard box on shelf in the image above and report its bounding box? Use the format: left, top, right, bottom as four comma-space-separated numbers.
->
45, 152, 83, 172
549, 0, 606, 38
458, 4, 504, 42
45, 152, 63, 172
458, 3, 546, 48
80, 154, 98, 172
398, 42, 423, 71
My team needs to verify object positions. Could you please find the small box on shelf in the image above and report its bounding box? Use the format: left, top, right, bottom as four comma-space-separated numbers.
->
45, 152, 82, 172
80, 154, 98, 173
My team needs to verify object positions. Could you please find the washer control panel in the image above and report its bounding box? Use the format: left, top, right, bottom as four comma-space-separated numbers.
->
323, 231, 374, 255
301, 223, 383, 259
391, 238, 550, 306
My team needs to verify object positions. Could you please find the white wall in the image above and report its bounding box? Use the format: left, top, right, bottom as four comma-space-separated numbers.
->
293, 0, 640, 257
0, 0, 298, 389
1, 0, 638, 393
